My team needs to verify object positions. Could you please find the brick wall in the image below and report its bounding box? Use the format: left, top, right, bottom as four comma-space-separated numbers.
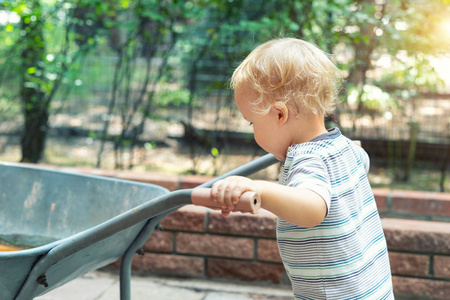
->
58, 167, 450, 299
374, 188, 450, 222
133, 206, 286, 284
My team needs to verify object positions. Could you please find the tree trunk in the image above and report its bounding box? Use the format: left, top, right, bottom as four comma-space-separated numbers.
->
19, 0, 48, 163
20, 104, 49, 163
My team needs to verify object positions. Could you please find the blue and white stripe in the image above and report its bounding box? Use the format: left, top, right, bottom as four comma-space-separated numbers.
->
277, 128, 393, 299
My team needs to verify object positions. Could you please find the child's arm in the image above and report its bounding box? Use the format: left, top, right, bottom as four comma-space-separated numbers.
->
210, 176, 327, 228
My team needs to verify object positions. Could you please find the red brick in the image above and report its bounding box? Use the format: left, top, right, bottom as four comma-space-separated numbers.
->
257, 239, 282, 263
393, 276, 450, 300
180, 175, 215, 189
142, 230, 173, 253
391, 190, 450, 217
160, 205, 206, 232
382, 218, 450, 254
207, 258, 286, 283
69, 167, 118, 178
434, 256, 450, 279
208, 209, 277, 238
372, 188, 390, 212
389, 252, 429, 277
131, 253, 204, 277
116, 171, 180, 191
176, 233, 254, 259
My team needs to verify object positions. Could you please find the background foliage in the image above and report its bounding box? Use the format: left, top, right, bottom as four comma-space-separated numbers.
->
0, 0, 449, 191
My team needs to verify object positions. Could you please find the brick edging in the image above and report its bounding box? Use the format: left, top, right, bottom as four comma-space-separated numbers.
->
58, 166, 450, 221
373, 188, 450, 221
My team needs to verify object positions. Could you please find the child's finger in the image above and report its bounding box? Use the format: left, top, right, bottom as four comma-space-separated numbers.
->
230, 184, 244, 205
225, 179, 245, 210
216, 181, 230, 209
222, 184, 235, 211
210, 180, 222, 201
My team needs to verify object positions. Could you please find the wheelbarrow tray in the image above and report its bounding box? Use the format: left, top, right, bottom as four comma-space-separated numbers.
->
0, 162, 169, 299
0, 154, 278, 300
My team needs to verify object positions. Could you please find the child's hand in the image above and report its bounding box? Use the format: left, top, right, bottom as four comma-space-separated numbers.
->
210, 176, 261, 216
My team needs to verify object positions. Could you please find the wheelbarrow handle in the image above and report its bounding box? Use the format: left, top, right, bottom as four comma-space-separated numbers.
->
191, 188, 260, 214
198, 153, 279, 188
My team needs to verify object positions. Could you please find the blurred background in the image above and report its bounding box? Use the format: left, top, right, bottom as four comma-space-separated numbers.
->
0, 0, 449, 192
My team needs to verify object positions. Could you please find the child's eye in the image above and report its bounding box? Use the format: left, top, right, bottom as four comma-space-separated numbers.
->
249, 122, 253, 126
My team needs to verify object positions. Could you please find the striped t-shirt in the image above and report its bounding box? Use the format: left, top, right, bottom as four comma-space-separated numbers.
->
277, 128, 393, 299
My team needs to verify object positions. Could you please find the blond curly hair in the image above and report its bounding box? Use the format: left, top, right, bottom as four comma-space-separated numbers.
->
230, 38, 342, 117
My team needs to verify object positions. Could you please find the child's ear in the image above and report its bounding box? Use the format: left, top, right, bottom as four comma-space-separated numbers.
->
272, 102, 288, 126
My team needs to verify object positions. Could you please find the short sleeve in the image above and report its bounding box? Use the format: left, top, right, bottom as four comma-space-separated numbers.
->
356, 146, 370, 174
284, 154, 332, 214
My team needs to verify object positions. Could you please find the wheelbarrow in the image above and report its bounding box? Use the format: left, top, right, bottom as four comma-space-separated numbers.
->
0, 154, 278, 300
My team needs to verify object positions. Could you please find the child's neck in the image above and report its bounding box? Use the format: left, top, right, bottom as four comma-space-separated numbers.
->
289, 113, 327, 145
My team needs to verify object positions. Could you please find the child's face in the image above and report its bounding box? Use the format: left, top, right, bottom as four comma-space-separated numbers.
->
234, 85, 291, 160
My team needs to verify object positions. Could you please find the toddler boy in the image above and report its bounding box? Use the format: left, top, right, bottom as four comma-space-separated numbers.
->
211, 38, 393, 299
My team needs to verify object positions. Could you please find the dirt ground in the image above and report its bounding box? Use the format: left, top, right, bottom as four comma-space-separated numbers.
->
0, 107, 448, 192
0, 133, 281, 180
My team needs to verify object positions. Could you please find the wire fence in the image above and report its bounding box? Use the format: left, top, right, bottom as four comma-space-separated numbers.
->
48, 54, 450, 170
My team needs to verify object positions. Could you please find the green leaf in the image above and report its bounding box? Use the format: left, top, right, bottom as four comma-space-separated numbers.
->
211, 147, 219, 157
27, 67, 36, 74
142, 10, 165, 22
144, 142, 156, 150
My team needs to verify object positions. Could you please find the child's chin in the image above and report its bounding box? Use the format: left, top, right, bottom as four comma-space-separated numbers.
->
273, 154, 285, 161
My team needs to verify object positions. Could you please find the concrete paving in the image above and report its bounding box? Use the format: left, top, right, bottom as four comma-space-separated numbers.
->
35, 270, 294, 300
